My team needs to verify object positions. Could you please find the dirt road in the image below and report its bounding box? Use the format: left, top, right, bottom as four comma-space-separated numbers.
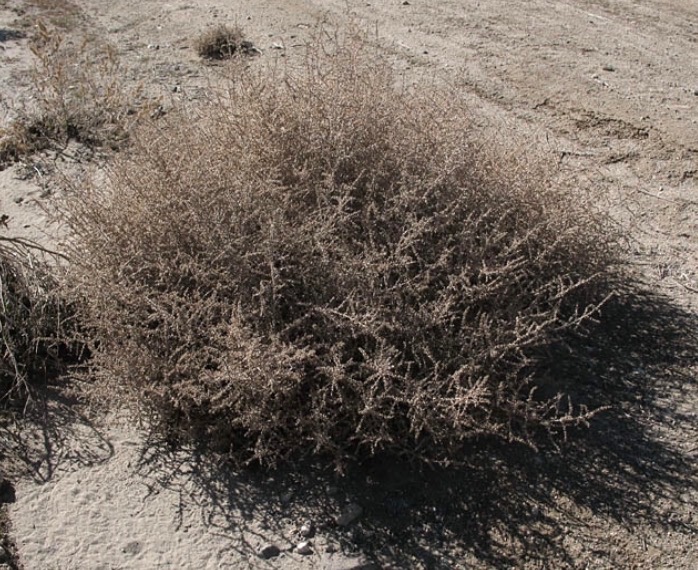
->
1, 0, 696, 568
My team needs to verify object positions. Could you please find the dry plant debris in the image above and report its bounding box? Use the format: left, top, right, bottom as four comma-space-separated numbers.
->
0, 235, 71, 406
0, 22, 153, 169
195, 24, 258, 60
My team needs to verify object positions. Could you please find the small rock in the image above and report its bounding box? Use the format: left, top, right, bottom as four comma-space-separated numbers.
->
295, 541, 313, 555
271, 42, 284, 50
402, 1, 411, 5
147, 43, 159, 50
259, 543, 281, 559
602, 64, 615, 72
335, 502, 363, 527
300, 522, 314, 537
280, 491, 293, 505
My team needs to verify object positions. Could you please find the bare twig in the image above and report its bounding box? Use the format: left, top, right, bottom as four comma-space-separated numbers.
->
636, 188, 680, 204
0, 235, 68, 259
672, 279, 698, 294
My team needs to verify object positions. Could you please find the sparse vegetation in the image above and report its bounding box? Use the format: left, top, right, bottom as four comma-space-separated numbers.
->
60, 38, 620, 467
15, 0, 84, 32
195, 24, 256, 60
0, 22, 153, 169
0, 235, 72, 407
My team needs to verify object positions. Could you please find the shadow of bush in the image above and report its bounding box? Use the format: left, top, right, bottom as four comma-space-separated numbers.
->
0, 386, 114, 483
132, 284, 697, 568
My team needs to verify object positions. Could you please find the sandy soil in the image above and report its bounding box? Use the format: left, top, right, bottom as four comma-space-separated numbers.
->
0, 0, 697, 568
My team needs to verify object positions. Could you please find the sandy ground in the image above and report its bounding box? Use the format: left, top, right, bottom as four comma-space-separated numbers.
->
0, 0, 697, 568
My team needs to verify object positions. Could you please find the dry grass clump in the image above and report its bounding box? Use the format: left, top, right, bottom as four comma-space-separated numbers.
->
15, 0, 84, 31
195, 25, 256, 60
61, 41, 619, 466
0, 236, 71, 405
0, 22, 151, 169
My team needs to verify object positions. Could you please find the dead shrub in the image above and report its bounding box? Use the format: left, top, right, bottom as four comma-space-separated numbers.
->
0, 22, 152, 169
15, 0, 84, 32
0, 236, 72, 406
195, 25, 256, 60
60, 39, 620, 466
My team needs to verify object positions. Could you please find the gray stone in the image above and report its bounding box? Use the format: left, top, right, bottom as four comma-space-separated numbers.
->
299, 521, 314, 537
259, 543, 281, 559
295, 541, 313, 555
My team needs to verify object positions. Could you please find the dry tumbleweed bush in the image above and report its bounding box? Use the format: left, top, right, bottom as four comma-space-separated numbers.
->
195, 25, 257, 60
61, 39, 619, 466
